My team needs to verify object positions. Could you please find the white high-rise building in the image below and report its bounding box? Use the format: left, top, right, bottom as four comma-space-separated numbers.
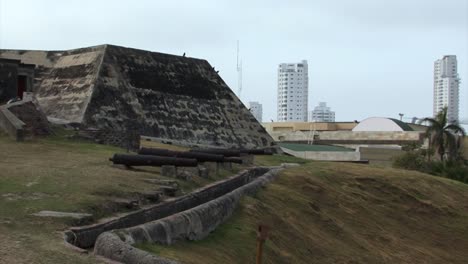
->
309, 102, 335, 122
433, 55, 460, 122
277, 60, 308, 122
247, 101, 263, 122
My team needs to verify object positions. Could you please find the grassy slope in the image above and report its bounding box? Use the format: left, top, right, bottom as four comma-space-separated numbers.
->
2, 133, 468, 264
140, 160, 468, 264
0, 135, 242, 264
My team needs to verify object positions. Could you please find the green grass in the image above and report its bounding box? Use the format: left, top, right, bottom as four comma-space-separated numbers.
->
3, 132, 468, 263
0, 133, 256, 263
253, 153, 308, 166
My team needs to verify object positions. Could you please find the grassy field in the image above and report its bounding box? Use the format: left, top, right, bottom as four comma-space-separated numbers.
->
1, 133, 468, 263
139, 162, 468, 264
0, 134, 250, 264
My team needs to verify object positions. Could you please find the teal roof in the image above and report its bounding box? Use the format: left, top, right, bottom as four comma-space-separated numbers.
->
279, 143, 354, 152
388, 118, 414, 131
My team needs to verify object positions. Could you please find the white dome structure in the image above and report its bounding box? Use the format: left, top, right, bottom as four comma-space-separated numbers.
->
352, 117, 413, 132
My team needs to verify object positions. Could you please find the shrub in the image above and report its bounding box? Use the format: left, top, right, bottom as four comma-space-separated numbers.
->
392, 150, 428, 171
393, 151, 468, 184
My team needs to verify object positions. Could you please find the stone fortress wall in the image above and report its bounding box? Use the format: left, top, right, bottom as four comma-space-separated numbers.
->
0, 45, 274, 148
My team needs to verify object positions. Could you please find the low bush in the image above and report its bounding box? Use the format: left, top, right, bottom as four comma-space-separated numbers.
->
393, 151, 468, 184
392, 150, 429, 172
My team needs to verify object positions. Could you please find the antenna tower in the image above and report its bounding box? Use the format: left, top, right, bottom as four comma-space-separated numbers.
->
237, 41, 242, 98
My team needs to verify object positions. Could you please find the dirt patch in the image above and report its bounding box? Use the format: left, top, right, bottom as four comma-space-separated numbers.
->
2, 192, 58, 201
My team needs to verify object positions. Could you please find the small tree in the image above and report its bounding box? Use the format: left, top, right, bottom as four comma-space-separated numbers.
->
420, 107, 465, 162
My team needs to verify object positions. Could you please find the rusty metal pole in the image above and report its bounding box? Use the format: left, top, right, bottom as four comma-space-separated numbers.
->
256, 224, 270, 264
256, 237, 264, 264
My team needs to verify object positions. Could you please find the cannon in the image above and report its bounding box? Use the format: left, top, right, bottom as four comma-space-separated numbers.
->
109, 154, 198, 167
223, 157, 243, 164
138, 147, 225, 162
189, 148, 242, 157
238, 148, 274, 155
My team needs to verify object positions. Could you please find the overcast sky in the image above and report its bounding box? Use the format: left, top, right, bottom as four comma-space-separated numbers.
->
0, 0, 467, 122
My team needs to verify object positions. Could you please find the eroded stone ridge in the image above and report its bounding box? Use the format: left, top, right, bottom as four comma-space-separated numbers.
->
94, 167, 281, 264
65, 167, 270, 249
0, 45, 273, 148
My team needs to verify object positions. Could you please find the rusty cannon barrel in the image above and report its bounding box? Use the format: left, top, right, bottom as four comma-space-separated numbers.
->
223, 157, 243, 164
238, 148, 274, 155
138, 147, 224, 162
189, 148, 242, 157
109, 154, 198, 167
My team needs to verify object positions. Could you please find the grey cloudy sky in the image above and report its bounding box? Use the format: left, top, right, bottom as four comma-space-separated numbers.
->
0, 0, 467, 122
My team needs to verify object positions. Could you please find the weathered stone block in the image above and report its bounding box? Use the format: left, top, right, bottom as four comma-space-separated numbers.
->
161, 165, 177, 178
240, 153, 254, 165
200, 161, 219, 176
158, 186, 178, 197
176, 170, 192, 181
220, 162, 233, 171
198, 166, 209, 178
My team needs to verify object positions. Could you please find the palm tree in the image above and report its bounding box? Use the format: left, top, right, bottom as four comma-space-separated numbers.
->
420, 107, 465, 162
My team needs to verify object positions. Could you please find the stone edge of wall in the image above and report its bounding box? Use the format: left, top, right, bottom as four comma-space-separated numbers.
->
281, 147, 361, 161
65, 167, 271, 249
93, 167, 282, 264
0, 104, 25, 141
269, 130, 424, 142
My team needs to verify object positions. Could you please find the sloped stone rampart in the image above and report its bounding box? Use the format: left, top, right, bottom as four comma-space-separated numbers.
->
94, 168, 281, 264
0, 45, 274, 148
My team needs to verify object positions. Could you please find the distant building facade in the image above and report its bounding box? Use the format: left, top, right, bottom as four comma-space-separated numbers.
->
247, 101, 263, 122
433, 55, 460, 122
309, 102, 335, 122
277, 60, 308, 122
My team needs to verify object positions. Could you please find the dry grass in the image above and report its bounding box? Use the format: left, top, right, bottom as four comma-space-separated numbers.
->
140, 162, 468, 264
0, 135, 249, 263
2, 133, 468, 263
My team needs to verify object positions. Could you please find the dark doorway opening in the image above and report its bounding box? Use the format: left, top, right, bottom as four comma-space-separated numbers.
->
17, 75, 26, 99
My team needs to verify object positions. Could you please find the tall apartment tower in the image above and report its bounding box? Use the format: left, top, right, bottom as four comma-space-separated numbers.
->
247, 101, 263, 122
433, 55, 460, 123
277, 60, 308, 122
309, 102, 335, 122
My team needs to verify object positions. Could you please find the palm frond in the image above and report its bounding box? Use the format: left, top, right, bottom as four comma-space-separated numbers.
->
445, 124, 466, 136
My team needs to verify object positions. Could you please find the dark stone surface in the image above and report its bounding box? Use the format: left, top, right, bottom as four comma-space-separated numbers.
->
0, 60, 18, 103
7, 100, 51, 137
0, 45, 274, 148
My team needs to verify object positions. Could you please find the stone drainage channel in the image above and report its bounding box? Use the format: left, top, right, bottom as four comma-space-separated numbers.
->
64, 166, 284, 263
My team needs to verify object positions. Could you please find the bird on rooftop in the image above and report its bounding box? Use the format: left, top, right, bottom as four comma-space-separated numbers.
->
183, 52, 186, 57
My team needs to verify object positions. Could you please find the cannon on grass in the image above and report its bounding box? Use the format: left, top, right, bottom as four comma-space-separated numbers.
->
238, 148, 274, 155
109, 154, 198, 167
139, 147, 244, 164
189, 148, 241, 157
138, 147, 224, 162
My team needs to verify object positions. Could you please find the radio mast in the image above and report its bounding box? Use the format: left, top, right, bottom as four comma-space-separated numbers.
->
236, 40, 242, 99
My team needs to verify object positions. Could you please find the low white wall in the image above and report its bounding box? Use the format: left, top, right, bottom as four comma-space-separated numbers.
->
319, 131, 422, 141
270, 131, 423, 142
281, 148, 360, 161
